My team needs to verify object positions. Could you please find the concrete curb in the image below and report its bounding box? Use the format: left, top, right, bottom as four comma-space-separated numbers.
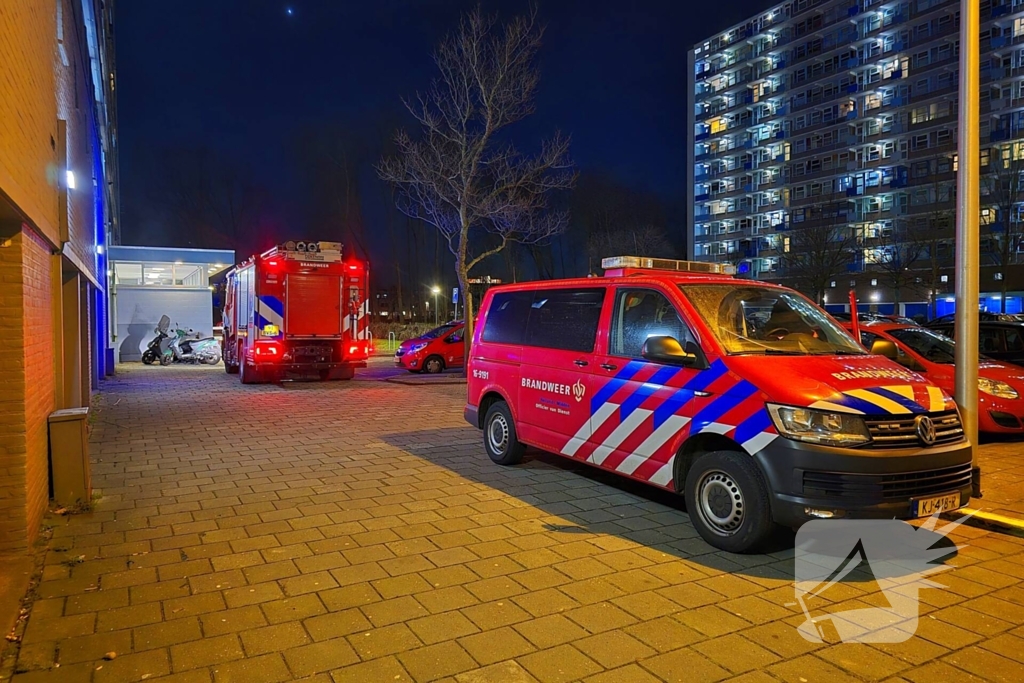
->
942, 506, 1024, 536
385, 376, 467, 386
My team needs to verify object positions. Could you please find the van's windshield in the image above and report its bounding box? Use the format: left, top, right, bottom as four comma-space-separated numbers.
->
681, 285, 866, 356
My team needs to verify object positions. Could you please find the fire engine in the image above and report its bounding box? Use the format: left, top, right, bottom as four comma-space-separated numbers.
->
222, 241, 371, 383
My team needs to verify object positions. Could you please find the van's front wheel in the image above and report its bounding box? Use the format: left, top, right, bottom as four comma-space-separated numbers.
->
483, 402, 525, 466
684, 450, 775, 553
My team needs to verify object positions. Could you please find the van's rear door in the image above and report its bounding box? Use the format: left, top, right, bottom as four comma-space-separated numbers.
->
286, 274, 342, 337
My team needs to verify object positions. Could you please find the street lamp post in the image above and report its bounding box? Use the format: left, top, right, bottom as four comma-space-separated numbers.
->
431, 286, 440, 325
955, 0, 981, 495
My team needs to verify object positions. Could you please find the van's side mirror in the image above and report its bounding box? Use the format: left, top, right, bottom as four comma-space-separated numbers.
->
642, 336, 707, 369
870, 339, 899, 360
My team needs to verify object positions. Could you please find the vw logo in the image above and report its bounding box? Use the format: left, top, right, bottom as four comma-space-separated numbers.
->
915, 415, 937, 446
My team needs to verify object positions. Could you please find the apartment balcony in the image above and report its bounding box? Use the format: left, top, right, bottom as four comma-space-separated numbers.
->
907, 140, 957, 160
790, 138, 857, 161
912, 0, 958, 19
909, 83, 957, 105
909, 113, 957, 133
906, 199, 955, 216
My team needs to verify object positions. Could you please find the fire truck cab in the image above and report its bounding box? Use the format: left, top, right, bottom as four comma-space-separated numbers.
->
223, 241, 370, 384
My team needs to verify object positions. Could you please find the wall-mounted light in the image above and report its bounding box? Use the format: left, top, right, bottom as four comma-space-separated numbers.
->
871, 292, 880, 302
65, 170, 76, 190
96, 245, 104, 254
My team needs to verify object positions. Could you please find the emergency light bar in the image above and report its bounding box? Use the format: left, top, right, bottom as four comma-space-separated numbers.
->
601, 256, 737, 276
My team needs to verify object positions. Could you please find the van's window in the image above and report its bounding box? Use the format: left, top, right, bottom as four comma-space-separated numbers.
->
524, 288, 605, 352
683, 285, 866, 356
888, 327, 973, 364
611, 289, 696, 358
481, 292, 533, 345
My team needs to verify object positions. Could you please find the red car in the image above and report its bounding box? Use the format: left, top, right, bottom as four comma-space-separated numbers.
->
394, 322, 465, 373
846, 321, 1024, 435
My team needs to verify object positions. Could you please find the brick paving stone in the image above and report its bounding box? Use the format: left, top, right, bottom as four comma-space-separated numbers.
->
240, 622, 311, 656
57, 634, 132, 663
639, 647, 730, 683
398, 641, 478, 681
409, 610, 481, 645
260, 594, 326, 624
210, 652, 292, 683
459, 626, 536, 665
282, 638, 360, 677
93, 649, 171, 683
519, 644, 602, 683
582, 664, 662, 683
362, 595, 430, 626
171, 633, 245, 670
347, 623, 422, 660
574, 631, 656, 669
329, 655, 411, 683
133, 617, 204, 651
814, 643, 911, 681
513, 614, 589, 650
564, 602, 638, 634
943, 646, 1024, 683
453, 661, 539, 683
693, 633, 781, 675
768, 654, 865, 683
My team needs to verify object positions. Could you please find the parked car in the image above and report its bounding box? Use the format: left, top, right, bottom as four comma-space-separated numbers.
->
464, 256, 972, 554
394, 322, 465, 373
831, 312, 917, 325
845, 321, 1024, 435
928, 312, 1024, 325
925, 318, 1024, 367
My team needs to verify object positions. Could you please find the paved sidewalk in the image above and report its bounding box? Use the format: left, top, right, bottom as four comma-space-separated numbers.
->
972, 441, 1024, 523
5, 363, 1024, 682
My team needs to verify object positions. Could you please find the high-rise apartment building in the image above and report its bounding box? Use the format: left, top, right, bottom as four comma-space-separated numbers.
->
688, 0, 1024, 319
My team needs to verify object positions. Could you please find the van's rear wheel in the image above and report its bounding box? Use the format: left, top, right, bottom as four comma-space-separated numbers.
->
684, 450, 775, 554
483, 402, 525, 466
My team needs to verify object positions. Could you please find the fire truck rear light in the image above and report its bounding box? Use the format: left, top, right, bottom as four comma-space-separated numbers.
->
349, 345, 358, 354
255, 342, 280, 358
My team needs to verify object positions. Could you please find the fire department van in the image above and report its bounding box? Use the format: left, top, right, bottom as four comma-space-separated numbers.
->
465, 257, 974, 553
222, 241, 371, 384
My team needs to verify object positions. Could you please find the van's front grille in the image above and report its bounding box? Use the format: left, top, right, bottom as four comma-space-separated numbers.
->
864, 410, 963, 449
802, 462, 972, 502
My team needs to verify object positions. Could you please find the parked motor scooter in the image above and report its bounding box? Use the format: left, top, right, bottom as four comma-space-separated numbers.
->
169, 326, 222, 365
141, 315, 172, 365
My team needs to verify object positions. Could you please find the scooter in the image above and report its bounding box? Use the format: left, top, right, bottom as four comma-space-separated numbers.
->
169, 326, 221, 365
141, 315, 172, 365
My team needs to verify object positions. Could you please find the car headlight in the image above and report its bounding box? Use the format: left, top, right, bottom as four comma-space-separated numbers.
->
767, 404, 871, 447
408, 342, 428, 353
979, 377, 1019, 400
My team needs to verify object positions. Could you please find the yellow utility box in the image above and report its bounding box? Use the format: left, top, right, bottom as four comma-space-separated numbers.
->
48, 408, 91, 507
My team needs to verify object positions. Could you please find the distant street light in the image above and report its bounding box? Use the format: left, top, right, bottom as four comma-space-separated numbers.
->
431, 286, 440, 325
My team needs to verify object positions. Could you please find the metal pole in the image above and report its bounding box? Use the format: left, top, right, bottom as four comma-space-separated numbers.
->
434, 292, 438, 325
955, 0, 981, 490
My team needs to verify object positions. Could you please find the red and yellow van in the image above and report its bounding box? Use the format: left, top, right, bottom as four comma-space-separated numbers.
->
464, 257, 973, 552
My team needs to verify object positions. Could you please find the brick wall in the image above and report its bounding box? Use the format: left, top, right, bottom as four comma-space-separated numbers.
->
22, 229, 55, 543
0, 2, 58, 243
0, 227, 54, 553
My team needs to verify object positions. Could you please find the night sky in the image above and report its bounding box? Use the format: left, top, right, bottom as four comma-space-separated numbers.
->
117, 0, 768, 264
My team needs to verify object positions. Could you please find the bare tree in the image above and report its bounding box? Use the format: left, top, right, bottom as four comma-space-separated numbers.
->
587, 225, 675, 268
983, 148, 1024, 312
866, 222, 930, 307
782, 203, 855, 304
378, 6, 576, 349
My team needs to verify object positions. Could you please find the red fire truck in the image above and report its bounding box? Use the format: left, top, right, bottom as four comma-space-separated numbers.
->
222, 241, 371, 383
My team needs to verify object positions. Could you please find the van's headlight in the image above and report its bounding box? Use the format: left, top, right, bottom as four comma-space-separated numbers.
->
979, 378, 1019, 400
767, 404, 871, 447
